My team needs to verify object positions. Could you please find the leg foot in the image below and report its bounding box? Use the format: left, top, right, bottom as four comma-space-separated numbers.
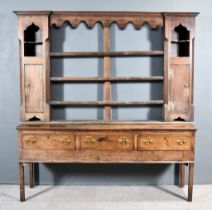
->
29, 163, 35, 188
179, 163, 185, 187
188, 163, 194, 202
19, 162, 25, 202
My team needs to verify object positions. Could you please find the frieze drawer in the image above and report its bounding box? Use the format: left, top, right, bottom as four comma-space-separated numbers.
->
22, 134, 75, 150
138, 133, 193, 151
79, 134, 134, 151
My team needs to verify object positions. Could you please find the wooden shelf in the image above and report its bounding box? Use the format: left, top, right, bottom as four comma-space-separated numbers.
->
51, 76, 164, 82
50, 100, 164, 106
171, 40, 190, 43
24, 41, 43, 44
50, 51, 164, 58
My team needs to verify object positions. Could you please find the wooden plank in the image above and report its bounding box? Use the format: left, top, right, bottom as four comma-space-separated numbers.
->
24, 64, 44, 113
24, 41, 43, 44
49, 11, 163, 29
16, 122, 197, 131
171, 40, 190, 43
14, 11, 51, 15
104, 26, 111, 121
50, 100, 164, 106
50, 76, 164, 82
162, 12, 199, 17
20, 150, 194, 163
23, 57, 43, 64
50, 51, 164, 57
170, 57, 190, 65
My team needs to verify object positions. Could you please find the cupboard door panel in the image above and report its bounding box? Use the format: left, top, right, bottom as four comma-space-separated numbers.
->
171, 64, 190, 113
24, 64, 44, 113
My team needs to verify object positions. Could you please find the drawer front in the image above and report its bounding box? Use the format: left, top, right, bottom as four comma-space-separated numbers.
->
138, 133, 193, 151
22, 133, 75, 150
79, 134, 134, 151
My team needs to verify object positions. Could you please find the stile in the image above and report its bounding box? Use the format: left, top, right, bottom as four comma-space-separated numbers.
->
104, 26, 111, 121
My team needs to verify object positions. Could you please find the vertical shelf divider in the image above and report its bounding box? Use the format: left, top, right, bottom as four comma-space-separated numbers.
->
103, 25, 111, 121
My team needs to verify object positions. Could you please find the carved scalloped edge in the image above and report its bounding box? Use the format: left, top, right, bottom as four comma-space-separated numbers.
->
51, 18, 162, 29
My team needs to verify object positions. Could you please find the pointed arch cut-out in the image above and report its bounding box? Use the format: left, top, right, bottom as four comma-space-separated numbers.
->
173, 116, 186, 122
24, 23, 43, 56
171, 24, 190, 57
28, 116, 41, 121
24, 23, 40, 42
173, 24, 190, 41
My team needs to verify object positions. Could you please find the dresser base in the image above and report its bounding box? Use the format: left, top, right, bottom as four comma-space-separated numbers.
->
17, 121, 196, 202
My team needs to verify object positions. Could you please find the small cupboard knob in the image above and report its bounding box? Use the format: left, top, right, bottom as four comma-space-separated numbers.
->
164, 137, 169, 145
184, 83, 189, 88
25, 83, 30, 95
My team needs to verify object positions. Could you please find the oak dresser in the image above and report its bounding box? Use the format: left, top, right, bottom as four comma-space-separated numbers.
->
15, 11, 198, 201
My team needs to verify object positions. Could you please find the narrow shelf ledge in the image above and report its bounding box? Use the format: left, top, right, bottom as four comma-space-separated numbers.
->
50, 51, 164, 58
24, 41, 43, 44
50, 76, 164, 82
50, 100, 164, 106
171, 40, 190, 43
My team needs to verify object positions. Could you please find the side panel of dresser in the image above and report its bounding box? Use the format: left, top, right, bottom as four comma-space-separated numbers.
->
163, 13, 197, 121
18, 129, 195, 163
17, 13, 50, 121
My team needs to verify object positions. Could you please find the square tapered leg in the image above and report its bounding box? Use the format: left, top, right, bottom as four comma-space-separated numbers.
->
29, 163, 35, 188
19, 162, 25, 202
179, 163, 185, 187
188, 163, 194, 202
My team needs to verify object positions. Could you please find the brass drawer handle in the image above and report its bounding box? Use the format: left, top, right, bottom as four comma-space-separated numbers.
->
177, 139, 187, 145
164, 137, 169, 145
82, 137, 96, 144
60, 138, 71, 145
143, 139, 154, 145
25, 137, 36, 145
118, 137, 131, 145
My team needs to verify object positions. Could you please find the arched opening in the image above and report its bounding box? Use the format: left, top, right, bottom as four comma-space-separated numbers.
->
24, 23, 43, 56
171, 24, 190, 57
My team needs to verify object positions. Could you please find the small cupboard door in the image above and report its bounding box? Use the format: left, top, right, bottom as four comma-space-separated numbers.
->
24, 64, 44, 113
171, 63, 191, 114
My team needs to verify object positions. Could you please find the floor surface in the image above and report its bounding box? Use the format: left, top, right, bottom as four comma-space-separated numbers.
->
0, 185, 212, 210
